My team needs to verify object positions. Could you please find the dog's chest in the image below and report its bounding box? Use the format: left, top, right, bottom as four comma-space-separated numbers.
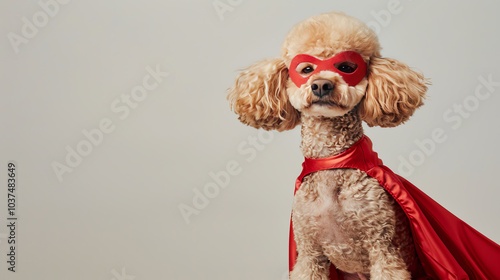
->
293, 168, 382, 243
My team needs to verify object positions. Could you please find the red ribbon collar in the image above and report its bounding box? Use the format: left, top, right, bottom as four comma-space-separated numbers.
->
295, 135, 382, 194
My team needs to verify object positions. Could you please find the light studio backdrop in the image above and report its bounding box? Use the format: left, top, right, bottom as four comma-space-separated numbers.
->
1, 1, 499, 279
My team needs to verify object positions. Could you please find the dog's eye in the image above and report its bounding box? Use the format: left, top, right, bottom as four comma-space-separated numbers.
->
295, 62, 316, 77
335, 62, 357, 73
301, 66, 314, 74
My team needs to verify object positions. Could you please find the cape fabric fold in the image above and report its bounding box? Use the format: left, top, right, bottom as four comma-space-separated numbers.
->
289, 135, 500, 280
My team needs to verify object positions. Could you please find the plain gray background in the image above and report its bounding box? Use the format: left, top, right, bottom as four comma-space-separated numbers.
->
1, 1, 500, 279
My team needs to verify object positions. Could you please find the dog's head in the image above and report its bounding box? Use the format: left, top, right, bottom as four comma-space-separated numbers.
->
228, 12, 428, 130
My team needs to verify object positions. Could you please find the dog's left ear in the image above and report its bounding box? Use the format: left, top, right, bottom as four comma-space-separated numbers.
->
359, 57, 428, 127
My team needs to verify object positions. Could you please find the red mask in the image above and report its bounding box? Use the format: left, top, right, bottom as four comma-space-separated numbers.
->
289, 51, 367, 87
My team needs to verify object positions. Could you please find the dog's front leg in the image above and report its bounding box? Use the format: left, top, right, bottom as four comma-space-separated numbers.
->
368, 241, 410, 280
290, 243, 330, 280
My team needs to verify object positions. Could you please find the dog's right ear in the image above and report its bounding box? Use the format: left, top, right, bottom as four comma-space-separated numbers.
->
227, 58, 300, 131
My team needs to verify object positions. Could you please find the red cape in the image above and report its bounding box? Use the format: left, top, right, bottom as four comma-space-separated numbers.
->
289, 135, 500, 280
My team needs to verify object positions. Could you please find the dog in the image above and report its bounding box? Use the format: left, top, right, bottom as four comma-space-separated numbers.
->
228, 11, 500, 280
228, 11, 426, 279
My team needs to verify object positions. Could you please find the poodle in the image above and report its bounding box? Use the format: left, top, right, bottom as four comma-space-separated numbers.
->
228, 12, 428, 279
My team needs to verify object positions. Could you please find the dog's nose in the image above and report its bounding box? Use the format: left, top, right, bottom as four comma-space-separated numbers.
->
311, 79, 334, 98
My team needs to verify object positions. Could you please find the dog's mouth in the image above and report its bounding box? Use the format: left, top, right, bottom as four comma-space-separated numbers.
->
310, 100, 348, 110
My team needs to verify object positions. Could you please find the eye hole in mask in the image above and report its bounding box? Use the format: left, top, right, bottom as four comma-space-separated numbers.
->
295, 63, 316, 76
334, 61, 357, 73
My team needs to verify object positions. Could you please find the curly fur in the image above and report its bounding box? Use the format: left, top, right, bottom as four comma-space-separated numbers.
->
227, 11, 428, 280
359, 57, 428, 127
228, 58, 301, 131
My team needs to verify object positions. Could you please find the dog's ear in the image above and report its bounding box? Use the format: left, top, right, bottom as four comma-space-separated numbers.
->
228, 58, 300, 131
359, 57, 428, 127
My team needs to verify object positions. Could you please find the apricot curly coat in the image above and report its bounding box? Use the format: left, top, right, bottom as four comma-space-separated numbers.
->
228, 12, 428, 280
